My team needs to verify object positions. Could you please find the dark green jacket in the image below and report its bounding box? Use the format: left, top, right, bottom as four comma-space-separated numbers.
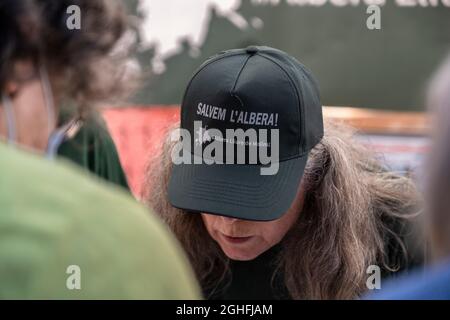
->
57, 108, 129, 191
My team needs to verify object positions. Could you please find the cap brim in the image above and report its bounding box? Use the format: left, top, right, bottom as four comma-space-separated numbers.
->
168, 154, 308, 221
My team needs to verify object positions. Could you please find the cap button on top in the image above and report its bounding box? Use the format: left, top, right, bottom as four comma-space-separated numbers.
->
245, 46, 259, 55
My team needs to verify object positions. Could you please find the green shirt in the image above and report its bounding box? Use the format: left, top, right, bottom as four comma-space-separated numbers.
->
0, 143, 201, 299
57, 108, 130, 191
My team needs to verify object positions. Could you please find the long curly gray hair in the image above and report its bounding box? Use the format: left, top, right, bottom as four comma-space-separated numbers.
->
143, 119, 422, 299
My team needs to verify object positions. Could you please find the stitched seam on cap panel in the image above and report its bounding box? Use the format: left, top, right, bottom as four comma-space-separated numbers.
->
256, 52, 304, 155
190, 157, 294, 199
188, 168, 287, 205
180, 51, 246, 128
298, 65, 324, 149
188, 147, 310, 163
231, 55, 252, 94
285, 56, 315, 153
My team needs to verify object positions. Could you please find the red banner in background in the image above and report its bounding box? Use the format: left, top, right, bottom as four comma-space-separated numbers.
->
102, 106, 180, 197
102, 106, 429, 198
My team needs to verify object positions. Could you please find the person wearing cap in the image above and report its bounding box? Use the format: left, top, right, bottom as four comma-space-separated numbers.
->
144, 46, 423, 299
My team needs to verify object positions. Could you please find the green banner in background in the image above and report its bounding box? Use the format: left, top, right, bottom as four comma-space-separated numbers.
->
130, 0, 450, 111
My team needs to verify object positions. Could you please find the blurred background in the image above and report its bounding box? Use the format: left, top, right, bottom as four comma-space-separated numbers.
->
102, 0, 450, 195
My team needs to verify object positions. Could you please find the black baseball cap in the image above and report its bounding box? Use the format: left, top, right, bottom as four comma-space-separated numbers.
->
168, 46, 323, 221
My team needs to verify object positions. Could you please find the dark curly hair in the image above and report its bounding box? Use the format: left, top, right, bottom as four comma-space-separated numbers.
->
0, 0, 136, 113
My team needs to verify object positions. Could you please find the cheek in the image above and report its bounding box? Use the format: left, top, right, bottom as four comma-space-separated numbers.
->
257, 208, 301, 246
256, 222, 291, 247
201, 215, 221, 240
14, 89, 49, 151
0, 107, 6, 138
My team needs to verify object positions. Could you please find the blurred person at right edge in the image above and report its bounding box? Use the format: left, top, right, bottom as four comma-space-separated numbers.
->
366, 55, 450, 300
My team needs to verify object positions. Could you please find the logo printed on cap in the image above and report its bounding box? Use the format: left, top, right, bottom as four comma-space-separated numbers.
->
195, 125, 212, 146
197, 102, 279, 127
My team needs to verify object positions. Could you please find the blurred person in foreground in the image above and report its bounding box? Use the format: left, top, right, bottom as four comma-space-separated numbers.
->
144, 46, 424, 300
0, 0, 131, 190
0, 0, 200, 299
367, 55, 450, 300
